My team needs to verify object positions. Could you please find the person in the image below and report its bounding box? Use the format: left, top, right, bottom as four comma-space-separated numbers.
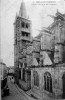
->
11, 76, 15, 83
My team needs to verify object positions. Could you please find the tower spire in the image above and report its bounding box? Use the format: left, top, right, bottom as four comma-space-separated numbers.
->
19, 0, 27, 19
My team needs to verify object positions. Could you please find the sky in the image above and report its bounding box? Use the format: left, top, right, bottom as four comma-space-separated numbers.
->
1, 0, 65, 67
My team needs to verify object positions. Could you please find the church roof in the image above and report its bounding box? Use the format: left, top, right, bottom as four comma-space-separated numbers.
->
19, 0, 27, 19
47, 10, 65, 30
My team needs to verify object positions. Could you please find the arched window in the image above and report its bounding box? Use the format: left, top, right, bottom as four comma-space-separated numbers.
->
21, 22, 25, 28
44, 72, 52, 92
33, 71, 39, 87
26, 23, 28, 28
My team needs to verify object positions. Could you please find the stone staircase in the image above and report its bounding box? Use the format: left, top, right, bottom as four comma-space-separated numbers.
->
26, 89, 42, 100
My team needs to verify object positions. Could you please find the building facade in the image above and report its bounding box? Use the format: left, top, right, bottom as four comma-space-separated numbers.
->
0, 60, 8, 97
14, 1, 32, 90
0, 61, 7, 80
31, 11, 65, 99
14, 1, 65, 99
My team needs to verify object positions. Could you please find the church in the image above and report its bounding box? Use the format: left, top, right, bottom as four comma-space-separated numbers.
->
14, 1, 65, 99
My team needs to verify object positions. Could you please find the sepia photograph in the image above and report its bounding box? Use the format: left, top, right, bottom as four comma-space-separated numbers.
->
0, 0, 65, 99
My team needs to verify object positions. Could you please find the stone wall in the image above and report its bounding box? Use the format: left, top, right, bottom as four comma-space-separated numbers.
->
31, 63, 65, 99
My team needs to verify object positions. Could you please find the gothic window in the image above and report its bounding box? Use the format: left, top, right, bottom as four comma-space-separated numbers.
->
44, 72, 52, 93
33, 71, 39, 87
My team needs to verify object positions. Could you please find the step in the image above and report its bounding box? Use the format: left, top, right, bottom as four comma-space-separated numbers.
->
26, 89, 32, 96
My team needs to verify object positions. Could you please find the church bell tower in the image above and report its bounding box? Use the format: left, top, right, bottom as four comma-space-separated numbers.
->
14, 0, 32, 70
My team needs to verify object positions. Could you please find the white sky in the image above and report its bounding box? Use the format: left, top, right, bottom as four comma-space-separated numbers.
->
1, 0, 65, 66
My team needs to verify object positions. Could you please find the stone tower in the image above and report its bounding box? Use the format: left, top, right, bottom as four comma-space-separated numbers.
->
14, 0, 32, 83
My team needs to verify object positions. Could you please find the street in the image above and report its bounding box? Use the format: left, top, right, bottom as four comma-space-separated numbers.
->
2, 77, 35, 100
